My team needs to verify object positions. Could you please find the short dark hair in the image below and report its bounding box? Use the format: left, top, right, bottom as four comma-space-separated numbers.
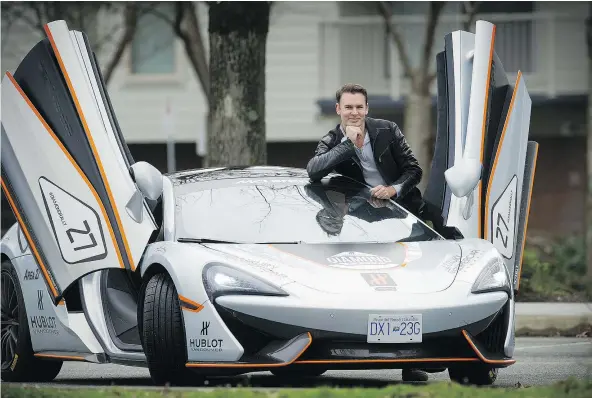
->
335, 83, 368, 104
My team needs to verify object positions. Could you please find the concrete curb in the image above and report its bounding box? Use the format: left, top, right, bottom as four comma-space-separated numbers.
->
515, 303, 592, 336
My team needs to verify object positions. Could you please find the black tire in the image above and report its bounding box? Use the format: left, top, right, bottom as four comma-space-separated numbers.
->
1, 260, 63, 382
448, 364, 498, 386
271, 365, 328, 378
140, 272, 195, 385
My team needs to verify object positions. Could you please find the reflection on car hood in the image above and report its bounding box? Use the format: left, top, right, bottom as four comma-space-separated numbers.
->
200, 241, 463, 294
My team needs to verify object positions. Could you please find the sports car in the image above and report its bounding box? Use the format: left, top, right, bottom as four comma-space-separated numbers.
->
1, 20, 537, 386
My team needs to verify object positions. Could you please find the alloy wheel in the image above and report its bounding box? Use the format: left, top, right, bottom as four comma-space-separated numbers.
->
1, 270, 19, 371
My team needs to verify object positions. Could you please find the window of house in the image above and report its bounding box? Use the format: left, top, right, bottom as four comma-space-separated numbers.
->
130, 3, 176, 74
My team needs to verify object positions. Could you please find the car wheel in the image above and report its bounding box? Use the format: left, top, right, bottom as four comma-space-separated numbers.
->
271, 365, 328, 378
448, 364, 498, 386
1, 260, 63, 382
140, 272, 194, 386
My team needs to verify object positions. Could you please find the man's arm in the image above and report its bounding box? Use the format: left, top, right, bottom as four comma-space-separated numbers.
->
306, 132, 356, 181
389, 122, 423, 197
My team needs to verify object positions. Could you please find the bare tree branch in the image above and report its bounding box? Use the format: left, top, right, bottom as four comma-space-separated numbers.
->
420, 2, 446, 91
149, 2, 210, 101
179, 2, 210, 100
1, 2, 45, 36
377, 1, 414, 80
3, 2, 140, 86
103, 4, 138, 84
462, 1, 482, 32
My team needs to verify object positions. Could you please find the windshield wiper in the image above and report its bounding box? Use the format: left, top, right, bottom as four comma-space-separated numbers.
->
177, 238, 302, 244
177, 238, 240, 244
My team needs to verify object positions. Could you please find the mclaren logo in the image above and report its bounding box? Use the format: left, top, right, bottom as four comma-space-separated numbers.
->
326, 251, 396, 270
38, 177, 107, 264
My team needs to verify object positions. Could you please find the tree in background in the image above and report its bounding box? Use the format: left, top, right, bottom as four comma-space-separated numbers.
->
149, 1, 271, 167
206, 1, 271, 167
586, 3, 592, 281
461, 1, 481, 32
377, 1, 444, 190
377, 2, 480, 190
1, 2, 140, 84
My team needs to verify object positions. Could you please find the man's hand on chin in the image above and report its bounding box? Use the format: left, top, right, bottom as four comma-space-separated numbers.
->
344, 125, 364, 148
370, 185, 396, 200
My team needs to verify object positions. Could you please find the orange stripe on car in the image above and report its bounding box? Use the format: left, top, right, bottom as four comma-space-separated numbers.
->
5, 72, 124, 271
295, 357, 479, 364
484, 71, 522, 241
44, 25, 134, 271
516, 143, 538, 290
34, 353, 86, 361
478, 25, 497, 239
0, 178, 58, 298
462, 330, 516, 365
179, 295, 204, 313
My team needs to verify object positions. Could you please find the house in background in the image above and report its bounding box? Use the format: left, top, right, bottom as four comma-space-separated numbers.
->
0, 1, 588, 239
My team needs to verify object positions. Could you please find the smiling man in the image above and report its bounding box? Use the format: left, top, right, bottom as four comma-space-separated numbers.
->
306, 83, 424, 220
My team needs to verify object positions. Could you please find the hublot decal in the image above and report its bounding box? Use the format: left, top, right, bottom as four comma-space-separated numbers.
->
30, 315, 59, 335
189, 338, 223, 352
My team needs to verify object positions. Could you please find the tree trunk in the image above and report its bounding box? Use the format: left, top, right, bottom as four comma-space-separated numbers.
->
206, 2, 270, 167
403, 90, 433, 192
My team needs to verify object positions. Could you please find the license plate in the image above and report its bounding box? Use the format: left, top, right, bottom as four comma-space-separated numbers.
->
367, 314, 422, 343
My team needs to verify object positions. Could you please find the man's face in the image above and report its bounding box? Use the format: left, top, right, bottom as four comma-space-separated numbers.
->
336, 92, 368, 128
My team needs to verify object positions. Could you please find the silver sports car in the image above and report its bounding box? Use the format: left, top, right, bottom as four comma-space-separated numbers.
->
1, 20, 537, 386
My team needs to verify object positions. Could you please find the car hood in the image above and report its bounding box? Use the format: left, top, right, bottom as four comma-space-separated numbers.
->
200, 240, 463, 294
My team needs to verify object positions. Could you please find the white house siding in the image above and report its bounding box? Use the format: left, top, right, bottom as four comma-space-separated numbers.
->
1, 2, 587, 146
109, 1, 341, 145
103, 3, 209, 146
266, 1, 339, 142
1, 2, 339, 145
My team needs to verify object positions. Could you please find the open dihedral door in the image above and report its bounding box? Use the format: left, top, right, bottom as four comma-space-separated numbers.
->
424, 20, 539, 292
0, 20, 157, 304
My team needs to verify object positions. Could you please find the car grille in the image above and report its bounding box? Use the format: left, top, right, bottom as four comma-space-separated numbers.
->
474, 302, 508, 355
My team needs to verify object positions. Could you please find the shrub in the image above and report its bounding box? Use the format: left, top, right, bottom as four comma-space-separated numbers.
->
517, 235, 591, 302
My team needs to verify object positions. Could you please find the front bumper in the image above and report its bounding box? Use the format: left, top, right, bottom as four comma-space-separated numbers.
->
185, 292, 515, 371
214, 289, 509, 337
185, 326, 514, 371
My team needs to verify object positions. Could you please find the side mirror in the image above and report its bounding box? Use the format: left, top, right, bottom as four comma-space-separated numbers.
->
125, 162, 163, 223
130, 161, 163, 201
444, 158, 482, 198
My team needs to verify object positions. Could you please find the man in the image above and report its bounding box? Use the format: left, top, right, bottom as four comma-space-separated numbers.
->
307, 83, 424, 219
306, 83, 430, 383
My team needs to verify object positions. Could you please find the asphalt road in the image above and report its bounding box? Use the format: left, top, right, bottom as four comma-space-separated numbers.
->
6, 338, 592, 389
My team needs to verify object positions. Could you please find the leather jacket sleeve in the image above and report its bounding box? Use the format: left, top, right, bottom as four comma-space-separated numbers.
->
306, 132, 356, 181
389, 122, 423, 198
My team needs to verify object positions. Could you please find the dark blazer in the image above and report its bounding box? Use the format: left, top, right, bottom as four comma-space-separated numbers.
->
306, 117, 424, 216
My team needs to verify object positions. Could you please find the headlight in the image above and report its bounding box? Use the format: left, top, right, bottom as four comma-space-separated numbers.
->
203, 264, 288, 298
471, 256, 510, 294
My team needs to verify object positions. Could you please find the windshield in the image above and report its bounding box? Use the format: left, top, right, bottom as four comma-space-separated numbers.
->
172, 174, 441, 244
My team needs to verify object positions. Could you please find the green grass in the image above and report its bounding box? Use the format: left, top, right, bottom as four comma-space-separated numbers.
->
2, 378, 591, 398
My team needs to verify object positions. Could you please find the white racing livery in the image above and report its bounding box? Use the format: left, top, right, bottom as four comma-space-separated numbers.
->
1, 20, 537, 385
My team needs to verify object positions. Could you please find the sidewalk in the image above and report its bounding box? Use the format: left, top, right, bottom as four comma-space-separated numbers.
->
515, 302, 592, 336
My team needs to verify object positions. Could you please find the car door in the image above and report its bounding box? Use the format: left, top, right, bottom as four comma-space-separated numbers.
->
422, 21, 539, 292
1, 20, 157, 304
